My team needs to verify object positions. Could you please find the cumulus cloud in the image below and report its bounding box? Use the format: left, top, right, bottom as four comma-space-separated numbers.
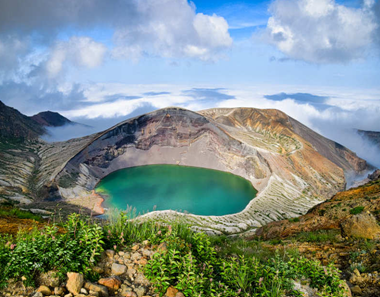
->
266, 0, 379, 63
112, 0, 232, 61
0, 0, 232, 78
44, 37, 107, 78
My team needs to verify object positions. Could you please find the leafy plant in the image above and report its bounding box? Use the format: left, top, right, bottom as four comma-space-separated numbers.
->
350, 206, 364, 215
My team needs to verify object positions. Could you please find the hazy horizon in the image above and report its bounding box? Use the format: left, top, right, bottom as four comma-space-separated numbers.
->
0, 0, 379, 167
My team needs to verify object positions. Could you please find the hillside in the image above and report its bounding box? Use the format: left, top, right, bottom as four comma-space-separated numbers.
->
358, 129, 380, 149
0, 100, 45, 140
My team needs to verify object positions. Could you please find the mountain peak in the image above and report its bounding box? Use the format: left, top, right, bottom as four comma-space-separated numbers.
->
31, 111, 72, 127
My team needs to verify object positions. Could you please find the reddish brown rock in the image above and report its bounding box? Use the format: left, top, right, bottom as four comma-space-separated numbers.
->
165, 286, 179, 297
98, 277, 122, 290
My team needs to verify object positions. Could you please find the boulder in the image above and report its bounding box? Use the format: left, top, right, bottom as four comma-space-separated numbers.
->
98, 277, 121, 290
134, 286, 146, 297
37, 285, 52, 296
165, 286, 179, 297
341, 213, 380, 239
66, 272, 84, 295
84, 282, 109, 297
111, 263, 127, 276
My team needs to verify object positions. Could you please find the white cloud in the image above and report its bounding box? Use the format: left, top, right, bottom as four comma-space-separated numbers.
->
112, 0, 232, 61
266, 0, 379, 63
46, 37, 106, 78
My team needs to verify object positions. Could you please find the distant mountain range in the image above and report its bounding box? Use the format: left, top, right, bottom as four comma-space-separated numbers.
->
0, 100, 45, 140
0, 100, 77, 140
358, 129, 380, 148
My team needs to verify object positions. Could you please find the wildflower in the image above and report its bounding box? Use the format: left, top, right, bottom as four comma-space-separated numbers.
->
259, 277, 264, 286
157, 230, 161, 236
237, 289, 241, 294
32, 238, 36, 242
108, 229, 111, 234
168, 225, 172, 234
10, 244, 16, 250
210, 278, 213, 282
52, 236, 56, 240
114, 245, 117, 250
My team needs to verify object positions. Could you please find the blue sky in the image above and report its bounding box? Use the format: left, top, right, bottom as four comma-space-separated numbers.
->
0, 0, 379, 166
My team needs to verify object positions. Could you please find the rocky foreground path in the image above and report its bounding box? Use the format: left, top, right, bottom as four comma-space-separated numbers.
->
0, 240, 183, 297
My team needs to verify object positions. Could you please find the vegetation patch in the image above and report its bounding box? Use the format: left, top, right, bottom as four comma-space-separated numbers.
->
0, 207, 43, 222
0, 210, 347, 296
350, 206, 364, 215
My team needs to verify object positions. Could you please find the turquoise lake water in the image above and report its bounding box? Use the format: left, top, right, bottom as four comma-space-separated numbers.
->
95, 165, 257, 216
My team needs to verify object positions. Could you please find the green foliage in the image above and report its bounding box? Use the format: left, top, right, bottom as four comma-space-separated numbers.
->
350, 206, 364, 215
0, 207, 43, 221
288, 217, 300, 223
292, 230, 339, 243
145, 225, 346, 297
0, 210, 347, 297
0, 213, 104, 287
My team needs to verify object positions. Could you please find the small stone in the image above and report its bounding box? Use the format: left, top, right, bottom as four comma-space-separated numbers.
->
157, 242, 167, 253
119, 251, 125, 256
37, 285, 51, 296
175, 293, 185, 297
105, 250, 115, 258
54, 287, 65, 296
84, 282, 109, 297
111, 263, 127, 275
131, 245, 139, 252
351, 285, 362, 294
134, 273, 150, 287
63, 294, 73, 297
124, 292, 137, 297
131, 253, 141, 261
141, 249, 153, 258
142, 240, 149, 246
32, 292, 43, 297
134, 287, 146, 297
80, 288, 88, 294
92, 266, 104, 274
354, 269, 361, 277
66, 272, 84, 295
98, 277, 122, 290
89, 290, 99, 297
136, 259, 147, 266
165, 286, 178, 297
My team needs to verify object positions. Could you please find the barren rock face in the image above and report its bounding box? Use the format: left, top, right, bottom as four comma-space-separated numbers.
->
341, 213, 380, 239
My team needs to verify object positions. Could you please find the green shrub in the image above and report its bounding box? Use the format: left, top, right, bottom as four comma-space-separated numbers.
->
145, 225, 346, 297
293, 230, 339, 243
0, 213, 104, 287
0, 207, 43, 221
288, 217, 300, 223
350, 206, 364, 215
